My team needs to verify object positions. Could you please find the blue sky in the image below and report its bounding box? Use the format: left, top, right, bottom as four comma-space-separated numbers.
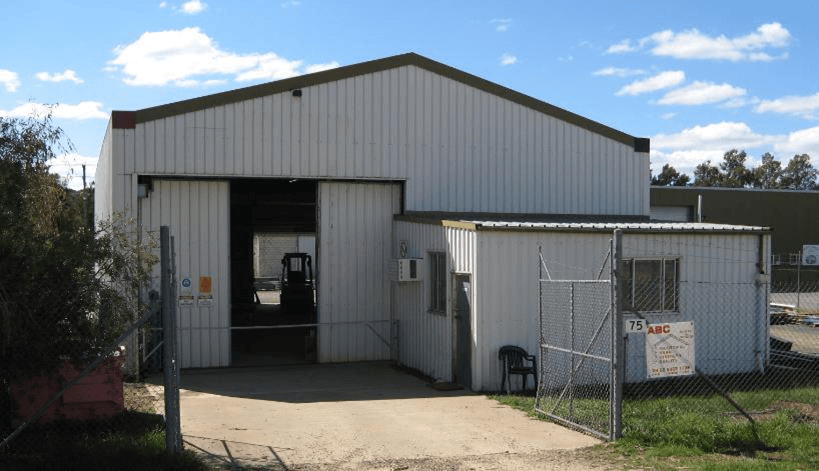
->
2, 0, 818, 189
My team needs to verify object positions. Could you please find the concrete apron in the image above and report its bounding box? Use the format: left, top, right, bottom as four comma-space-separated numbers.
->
179, 362, 599, 469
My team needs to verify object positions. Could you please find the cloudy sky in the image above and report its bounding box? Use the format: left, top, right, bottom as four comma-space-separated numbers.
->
2, 1, 818, 189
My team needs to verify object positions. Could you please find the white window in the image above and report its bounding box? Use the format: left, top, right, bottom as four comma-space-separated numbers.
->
428, 251, 446, 313
622, 258, 679, 313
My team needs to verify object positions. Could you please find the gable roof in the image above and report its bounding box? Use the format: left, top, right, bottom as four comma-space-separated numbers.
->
112, 52, 648, 151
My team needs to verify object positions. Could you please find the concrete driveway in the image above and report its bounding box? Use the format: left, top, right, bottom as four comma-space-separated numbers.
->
179, 362, 600, 470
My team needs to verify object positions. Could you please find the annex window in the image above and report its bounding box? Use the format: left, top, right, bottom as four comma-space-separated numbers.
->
622, 258, 679, 313
428, 251, 447, 313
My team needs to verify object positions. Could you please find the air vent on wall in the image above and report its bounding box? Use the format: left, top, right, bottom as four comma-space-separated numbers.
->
397, 259, 423, 282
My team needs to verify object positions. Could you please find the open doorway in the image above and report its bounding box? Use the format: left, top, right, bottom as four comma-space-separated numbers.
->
230, 179, 317, 367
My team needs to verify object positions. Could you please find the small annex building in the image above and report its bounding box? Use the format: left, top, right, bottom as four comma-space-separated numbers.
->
96, 53, 771, 390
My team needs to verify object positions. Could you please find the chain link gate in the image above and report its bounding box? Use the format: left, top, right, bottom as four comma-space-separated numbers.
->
535, 232, 625, 441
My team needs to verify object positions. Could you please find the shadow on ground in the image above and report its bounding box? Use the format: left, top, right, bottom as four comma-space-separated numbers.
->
177, 362, 472, 403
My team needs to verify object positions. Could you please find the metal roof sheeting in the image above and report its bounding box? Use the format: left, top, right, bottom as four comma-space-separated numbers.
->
465, 220, 769, 233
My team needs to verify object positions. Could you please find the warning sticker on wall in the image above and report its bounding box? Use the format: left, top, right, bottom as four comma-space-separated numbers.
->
645, 321, 695, 378
179, 276, 195, 307
197, 276, 213, 308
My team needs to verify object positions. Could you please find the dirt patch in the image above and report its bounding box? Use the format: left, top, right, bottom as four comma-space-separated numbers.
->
187, 439, 611, 471
753, 400, 819, 424
179, 363, 600, 469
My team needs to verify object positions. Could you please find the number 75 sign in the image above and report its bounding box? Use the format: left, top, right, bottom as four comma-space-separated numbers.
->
625, 318, 647, 333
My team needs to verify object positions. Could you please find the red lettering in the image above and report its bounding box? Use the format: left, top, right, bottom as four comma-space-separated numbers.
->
663, 325, 670, 333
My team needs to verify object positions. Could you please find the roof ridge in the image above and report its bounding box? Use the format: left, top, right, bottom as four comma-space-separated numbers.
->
112, 52, 647, 151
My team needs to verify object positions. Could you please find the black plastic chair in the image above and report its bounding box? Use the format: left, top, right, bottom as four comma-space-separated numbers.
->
498, 345, 537, 394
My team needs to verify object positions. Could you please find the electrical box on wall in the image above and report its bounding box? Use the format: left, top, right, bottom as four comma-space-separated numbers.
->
397, 259, 423, 282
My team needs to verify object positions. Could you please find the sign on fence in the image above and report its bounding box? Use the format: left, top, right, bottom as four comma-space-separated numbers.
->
645, 321, 695, 378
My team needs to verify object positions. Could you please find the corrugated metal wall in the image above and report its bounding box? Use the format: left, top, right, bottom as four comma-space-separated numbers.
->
474, 231, 614, 390
464, 230, 766, 391
317, 182, 401, 362
140, 180, 231, 368
621, 233, 767, 381
392, 220, 476, 382
94, 122, 113, 225
124, 65, 648, 216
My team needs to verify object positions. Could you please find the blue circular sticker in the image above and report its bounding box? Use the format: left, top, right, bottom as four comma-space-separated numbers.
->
181, 278, 192, 288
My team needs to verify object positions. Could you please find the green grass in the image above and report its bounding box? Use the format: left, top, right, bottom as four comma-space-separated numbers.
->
0, 411, 209, 471
492, 386, 819, 470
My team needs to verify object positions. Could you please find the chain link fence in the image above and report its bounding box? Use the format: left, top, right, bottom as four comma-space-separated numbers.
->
0, 226, 181, 464
622, 241, 818, 440
771, 279, 819, 316
536, 231, 819, 441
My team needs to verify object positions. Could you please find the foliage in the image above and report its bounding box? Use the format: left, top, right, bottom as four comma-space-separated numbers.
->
651, 164, 690, 186
692, 160, 722, 187
752, 152, 783, 189
781, 153, 817, 189
655, 149, 819, 189
0, 115, 157, 382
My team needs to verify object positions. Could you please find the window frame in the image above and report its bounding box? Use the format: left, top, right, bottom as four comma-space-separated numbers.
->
621, 257, 680, 314
428, 251, 447, 314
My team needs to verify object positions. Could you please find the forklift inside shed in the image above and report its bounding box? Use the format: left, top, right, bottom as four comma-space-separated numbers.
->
230, 179, 317, 367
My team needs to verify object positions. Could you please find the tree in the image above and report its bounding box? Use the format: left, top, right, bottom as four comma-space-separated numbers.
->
781, 154, 818, 190
0, 115, 156, 387
752, 152, 783, 189
651, 164, 690, 186
693, 160, 722, 187
718, 149, 752, 188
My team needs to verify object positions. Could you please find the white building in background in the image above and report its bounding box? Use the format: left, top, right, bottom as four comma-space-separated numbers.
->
96, 53, 770, 390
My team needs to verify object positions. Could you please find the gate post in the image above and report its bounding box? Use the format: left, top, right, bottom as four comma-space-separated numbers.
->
610, 229, 625, 440
161, 226, 182, 454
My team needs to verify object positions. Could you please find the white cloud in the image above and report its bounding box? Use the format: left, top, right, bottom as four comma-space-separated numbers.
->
605, 39, 636, 54
616, 71, 685, 96
0, 101, 107, 120
592, 67, 646, 78
159, 1, 168, 7
661, 112, 676, 120
0, 69, 21, 92
304, 62, 340, 74
658, 81, 746, 106
775, 126, 819, 157
646, 22, 791, 61
651, 149, 727, 175
500, 53, 518, 66
181, 0, 206, 14
108, 28, 337, 86
653, 121, 779, 151
755, 92, 819, 120
557, 55, 574, 63
35, 69, 84, 84
651, 121, 780, 176
49, 153, 98, 190
491, 18, 512, 32
653, 121, 819, 176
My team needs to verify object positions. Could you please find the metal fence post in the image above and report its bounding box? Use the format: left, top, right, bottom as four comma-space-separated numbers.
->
610, 229, 624, 440
161, 227, 181, 454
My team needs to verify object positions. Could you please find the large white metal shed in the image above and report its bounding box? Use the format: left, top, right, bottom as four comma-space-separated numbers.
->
95, 52, 655, 371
